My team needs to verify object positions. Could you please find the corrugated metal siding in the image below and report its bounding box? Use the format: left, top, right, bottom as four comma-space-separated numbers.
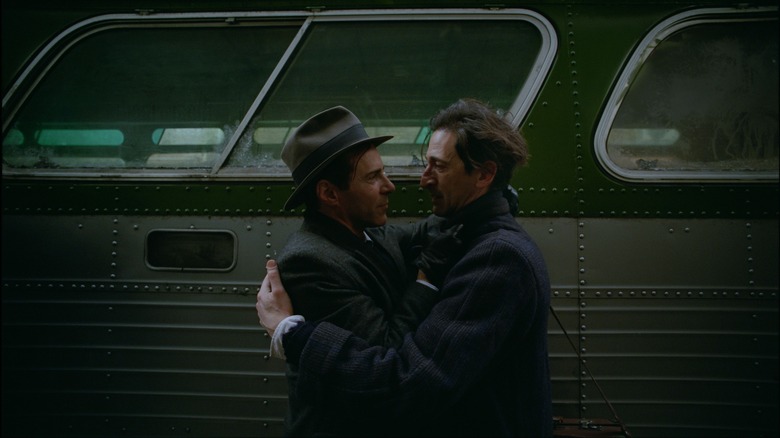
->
1, 288, 284, 437
2, 216, 778, 437
573, 298, 778, 437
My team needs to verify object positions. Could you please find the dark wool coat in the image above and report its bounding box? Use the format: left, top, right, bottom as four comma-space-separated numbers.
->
277, 211, 441, 436
285, 190, 553, 437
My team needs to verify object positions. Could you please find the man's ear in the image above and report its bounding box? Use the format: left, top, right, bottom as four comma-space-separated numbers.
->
316, 180, 340, 207
476, 161, 497, 189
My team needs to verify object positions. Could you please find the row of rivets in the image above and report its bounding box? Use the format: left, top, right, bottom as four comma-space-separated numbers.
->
1, 281, 259, 294
518, 187, 571, 193
111, 217, 120, 280
2, 184, 776, 217
3, 281, 760, 299
552, 289, 776, 298
10, 185, 767, 193
746, 222, 755, 287
595, 210, 765, 217
265, 219, 274, 259
566, 7, 590, 414
5, 204, 773, 217
10, 205, 769, 216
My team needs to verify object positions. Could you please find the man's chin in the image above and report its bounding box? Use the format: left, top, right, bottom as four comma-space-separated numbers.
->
430, 204, 455, 218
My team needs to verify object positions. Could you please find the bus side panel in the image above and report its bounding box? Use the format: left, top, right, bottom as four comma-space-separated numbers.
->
1, 286, 287, 437
576, 218, 778, 437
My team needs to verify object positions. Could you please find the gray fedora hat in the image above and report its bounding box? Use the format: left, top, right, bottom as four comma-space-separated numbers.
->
281, 106, 393, 210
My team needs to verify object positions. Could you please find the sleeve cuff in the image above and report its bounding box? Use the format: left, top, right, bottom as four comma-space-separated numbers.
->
415, 278, 439, 291
282, 319, 317, 365
269, 315, 305, 359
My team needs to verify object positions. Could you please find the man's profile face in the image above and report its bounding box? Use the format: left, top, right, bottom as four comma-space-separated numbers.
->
420, 129, 483, 217
337, 146, 395, 231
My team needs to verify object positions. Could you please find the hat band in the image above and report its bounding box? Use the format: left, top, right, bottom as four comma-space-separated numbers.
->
292, 123, 369, 185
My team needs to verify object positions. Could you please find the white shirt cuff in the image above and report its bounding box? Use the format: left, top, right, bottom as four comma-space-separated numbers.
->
270, 315, 305, 359
416, 278, 439, 291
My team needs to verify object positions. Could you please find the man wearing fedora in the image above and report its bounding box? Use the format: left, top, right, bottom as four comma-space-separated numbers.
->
258, 99, 552, 437
270, 106, 465, 436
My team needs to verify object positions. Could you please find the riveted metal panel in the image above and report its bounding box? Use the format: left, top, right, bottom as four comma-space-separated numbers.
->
519, 217, 580, 293
1, 215, 304, 285
578, 218, 778, 291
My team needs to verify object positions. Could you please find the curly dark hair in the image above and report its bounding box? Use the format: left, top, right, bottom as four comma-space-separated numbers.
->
428, 98, 528, 187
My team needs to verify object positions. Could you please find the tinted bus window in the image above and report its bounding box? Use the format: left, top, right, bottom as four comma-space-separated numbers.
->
224, 18, 545, 175
2, 10, 554, 178
2, 23, 300, 170
597, 11, 778, 181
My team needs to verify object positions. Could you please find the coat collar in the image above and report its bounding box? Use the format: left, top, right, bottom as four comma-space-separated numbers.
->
302, 210, 405, 295
303, 210, 367, 251
441, 189, 515, 243
443, 189, 509, 228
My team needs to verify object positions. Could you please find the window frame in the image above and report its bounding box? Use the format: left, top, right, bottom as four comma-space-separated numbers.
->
594, 6, 779, 183
1, 8, 556, 180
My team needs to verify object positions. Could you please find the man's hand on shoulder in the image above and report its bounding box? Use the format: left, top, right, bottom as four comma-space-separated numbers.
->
256, 259, 294, 337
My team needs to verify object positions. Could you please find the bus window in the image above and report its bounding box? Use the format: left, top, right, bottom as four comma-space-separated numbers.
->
2, 23, 300, 170
2, 10, 554, 177
4, 128, 126, 168
223, 16, 551, 177
597, 10, 779, 181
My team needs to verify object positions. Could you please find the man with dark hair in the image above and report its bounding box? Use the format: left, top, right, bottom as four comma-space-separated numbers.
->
258, 99, 553, 437
271, 106, 462, 435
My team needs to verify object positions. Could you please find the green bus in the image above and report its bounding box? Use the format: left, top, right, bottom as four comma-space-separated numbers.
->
2, 0, 777, 436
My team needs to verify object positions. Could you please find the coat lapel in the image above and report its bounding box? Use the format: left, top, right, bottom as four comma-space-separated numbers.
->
302, 212, 402, 309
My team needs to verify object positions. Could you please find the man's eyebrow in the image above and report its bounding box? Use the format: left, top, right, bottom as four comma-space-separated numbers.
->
363, 167, 385, 178
426, 155, 448, 165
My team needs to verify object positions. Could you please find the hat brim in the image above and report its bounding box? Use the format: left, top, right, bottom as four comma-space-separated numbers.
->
283, 135, 394, 210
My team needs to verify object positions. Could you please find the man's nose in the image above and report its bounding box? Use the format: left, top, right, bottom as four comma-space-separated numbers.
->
420, 165, 433, 187
382, 174, 396, 193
